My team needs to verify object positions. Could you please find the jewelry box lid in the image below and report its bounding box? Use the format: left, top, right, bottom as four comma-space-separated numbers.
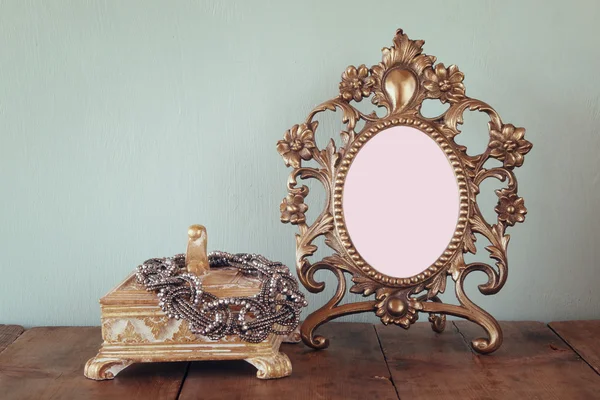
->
100, 269, 262, 306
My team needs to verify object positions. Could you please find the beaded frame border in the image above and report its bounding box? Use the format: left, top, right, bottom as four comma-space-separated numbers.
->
333, 117, 469, 287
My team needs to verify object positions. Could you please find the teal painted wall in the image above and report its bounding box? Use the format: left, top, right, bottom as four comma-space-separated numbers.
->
1, 0, 599, 326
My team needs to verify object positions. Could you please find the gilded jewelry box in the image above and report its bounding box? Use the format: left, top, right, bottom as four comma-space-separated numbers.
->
84, 226, 294, 380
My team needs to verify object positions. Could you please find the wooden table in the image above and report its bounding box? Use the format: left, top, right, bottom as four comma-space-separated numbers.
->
1, 321, 599, 399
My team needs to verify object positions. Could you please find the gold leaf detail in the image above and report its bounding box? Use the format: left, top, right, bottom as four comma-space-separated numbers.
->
425, 273, 447, 299
350, 275, 381, 297
144, 316, 169, 339
116, 321, 144, 344
449, 252, 466, 282
463, 224, 478, 254
166, 321, 197, 343
296, 213, 335, 274
486, 224, 510, 268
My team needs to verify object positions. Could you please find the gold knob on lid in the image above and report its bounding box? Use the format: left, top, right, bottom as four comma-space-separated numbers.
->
186, 224, 209, 275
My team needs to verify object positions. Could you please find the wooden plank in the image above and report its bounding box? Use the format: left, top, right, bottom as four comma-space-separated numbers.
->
178, 322, 398, 400
549, 320, 600, 375
0, 327, 188, 400
0, 325, 24, 355
377, 321, 600, 399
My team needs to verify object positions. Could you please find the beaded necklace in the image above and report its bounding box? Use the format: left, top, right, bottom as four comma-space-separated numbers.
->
136, 251, 307, 343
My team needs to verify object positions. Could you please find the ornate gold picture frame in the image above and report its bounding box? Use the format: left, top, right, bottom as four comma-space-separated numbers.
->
277, 29, 532, 353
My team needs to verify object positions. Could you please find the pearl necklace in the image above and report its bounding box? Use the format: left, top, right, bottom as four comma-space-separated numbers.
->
136, 251, 307, 343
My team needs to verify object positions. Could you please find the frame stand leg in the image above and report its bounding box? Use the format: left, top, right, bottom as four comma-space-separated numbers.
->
426, 296, 447, 333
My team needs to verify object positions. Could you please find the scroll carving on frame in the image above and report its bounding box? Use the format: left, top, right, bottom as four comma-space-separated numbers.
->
277, 29, 532, 353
